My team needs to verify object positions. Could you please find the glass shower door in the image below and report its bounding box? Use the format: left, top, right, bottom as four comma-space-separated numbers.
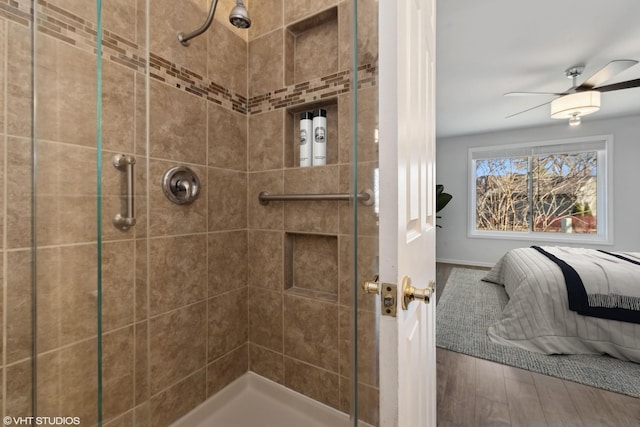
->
350, 0, 380, 425
1, 0, 142, 424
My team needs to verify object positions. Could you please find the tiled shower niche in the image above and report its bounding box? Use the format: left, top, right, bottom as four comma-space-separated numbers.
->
285, 99, 339, 167
285, 232, 338, 302
285, 7, 339, 86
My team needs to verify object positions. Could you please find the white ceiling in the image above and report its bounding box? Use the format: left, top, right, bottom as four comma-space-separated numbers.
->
436, 0, 640, 138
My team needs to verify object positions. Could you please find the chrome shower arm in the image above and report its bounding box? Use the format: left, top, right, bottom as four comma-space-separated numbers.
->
178, 0, 220, 46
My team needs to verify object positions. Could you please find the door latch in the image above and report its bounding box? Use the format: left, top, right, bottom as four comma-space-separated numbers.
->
362, 276, 398, 317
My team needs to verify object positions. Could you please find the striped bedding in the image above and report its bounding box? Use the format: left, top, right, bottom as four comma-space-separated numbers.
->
483, 247, 640, 363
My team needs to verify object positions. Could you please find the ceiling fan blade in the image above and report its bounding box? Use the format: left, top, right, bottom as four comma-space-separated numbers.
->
504, 91, 564, 96
578, 60, 639, 90
505, 100, 552, 119
591, 78, 640, 93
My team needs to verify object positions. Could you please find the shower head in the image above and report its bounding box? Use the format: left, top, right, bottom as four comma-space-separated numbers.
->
229, 0, 251, 29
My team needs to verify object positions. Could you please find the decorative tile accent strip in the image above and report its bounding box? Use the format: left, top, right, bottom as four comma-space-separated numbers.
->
5, 0, 378, 117
247, 65, 378, 115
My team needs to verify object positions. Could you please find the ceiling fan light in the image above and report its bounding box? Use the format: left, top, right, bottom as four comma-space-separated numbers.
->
569, 114, 581, 127
550, 91, 601, 119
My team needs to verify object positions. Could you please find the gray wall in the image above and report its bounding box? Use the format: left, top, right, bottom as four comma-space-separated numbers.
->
436, 114, 640, 266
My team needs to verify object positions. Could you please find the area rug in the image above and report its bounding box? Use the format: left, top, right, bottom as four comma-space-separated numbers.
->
436, 267, 640, 398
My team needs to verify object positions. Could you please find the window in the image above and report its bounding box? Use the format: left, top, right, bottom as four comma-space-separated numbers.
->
469, 136, 612, 243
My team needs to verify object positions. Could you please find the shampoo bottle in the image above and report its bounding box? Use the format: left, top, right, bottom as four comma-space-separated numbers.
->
299, 112, 313, 167
312, 109, 327, 166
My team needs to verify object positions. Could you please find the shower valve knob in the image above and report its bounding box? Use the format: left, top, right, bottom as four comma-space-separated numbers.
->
162, 166, 201, 205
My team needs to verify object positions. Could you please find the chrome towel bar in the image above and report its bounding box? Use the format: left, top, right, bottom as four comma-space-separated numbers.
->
259, 189, 374, 206
113, 154, 136, 230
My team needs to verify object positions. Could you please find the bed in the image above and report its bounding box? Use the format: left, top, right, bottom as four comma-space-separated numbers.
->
483, 246, 640, 363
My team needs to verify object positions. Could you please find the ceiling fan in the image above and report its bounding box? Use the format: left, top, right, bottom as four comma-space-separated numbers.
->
505, 60, 640, 125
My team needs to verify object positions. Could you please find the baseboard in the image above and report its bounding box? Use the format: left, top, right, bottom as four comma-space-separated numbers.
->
436, 257, 495, 268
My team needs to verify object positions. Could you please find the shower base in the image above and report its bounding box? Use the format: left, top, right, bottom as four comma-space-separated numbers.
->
171, 372, 373, 427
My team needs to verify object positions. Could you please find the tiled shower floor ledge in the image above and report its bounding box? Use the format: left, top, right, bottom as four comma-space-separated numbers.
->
171, 372, 374, 427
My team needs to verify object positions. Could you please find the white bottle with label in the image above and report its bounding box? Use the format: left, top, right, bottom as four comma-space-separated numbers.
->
299, 111, 313, 167
312, 108, 327, 166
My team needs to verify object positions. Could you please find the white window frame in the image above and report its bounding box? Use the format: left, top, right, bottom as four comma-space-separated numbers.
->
468, 135, 613, 244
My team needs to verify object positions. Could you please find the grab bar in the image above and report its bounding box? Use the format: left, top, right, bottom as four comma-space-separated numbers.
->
259, 189, 374, 206
113, 154, 136, 230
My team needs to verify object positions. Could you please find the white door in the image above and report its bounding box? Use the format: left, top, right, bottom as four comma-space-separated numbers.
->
377, 0, 437, 426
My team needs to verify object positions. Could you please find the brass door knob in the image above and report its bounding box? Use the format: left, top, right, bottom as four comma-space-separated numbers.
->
401, 276, 435, 310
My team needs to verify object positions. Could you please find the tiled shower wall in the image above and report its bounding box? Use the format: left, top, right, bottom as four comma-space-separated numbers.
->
0, 0, 379, 425
245, 0, 379, 425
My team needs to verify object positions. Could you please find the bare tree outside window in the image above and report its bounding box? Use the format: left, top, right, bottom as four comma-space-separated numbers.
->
475, 152, 597, 234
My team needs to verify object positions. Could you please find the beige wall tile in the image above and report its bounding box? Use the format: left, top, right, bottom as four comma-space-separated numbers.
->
135, 73, 147, 157
284, 356, 340, 409
284, 0, 339, 24
103, 61, 136, 154
135, 239, 149, 322
58, 339, 99, 424
248, 171, 284, 229
5, 250, 33, 363
248, 109, 284, 171
135, 321, 149, 407
207, 288, 248, 361
6, 22, 33, 138
102, 241, 136, 332
104, 410, 134, 427
149, 80, 207, 165
339, 308, 378, 387
149, 0, 208, 77
208, 230, 248, 296
56, 42, 97, 147
5, 359, 33, 416
149, 235, 208, 316
51, 0, 136, 41
338, 0, 378, 70
248, 30, 284, 97
148, 160, 207, 236
248, 230, 283, 290
249, 343, 284, 384
339, 235, 377, 312
57, 245, 99, 346
103, 326, 136, 420
0, 24, 5, 133
283, 295, 339, 371
7, 27, 58, 139
7, 140, 97, 247
149, 302, 207, 394
206, 344, 248, 396
249, 288, 282, 352
248, 0, 283, 40
208, 103, 247, 171
5, 138, 32, 249
149, 369, 206, 427
9, 245, 98, 355
208, 21, 248, 96
339, 377, 380, 426
207, 168, 247, 231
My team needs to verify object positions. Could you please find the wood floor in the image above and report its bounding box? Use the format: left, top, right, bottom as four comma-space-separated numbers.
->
435, 263, 640, 427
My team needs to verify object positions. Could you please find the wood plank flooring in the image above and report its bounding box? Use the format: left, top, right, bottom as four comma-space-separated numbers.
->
435, 263, 640, 426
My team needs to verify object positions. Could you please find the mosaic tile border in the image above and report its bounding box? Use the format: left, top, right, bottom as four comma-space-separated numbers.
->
4, 0, 377, 117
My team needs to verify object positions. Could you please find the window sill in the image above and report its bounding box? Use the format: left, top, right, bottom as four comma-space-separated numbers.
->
467, 230, 613, 245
